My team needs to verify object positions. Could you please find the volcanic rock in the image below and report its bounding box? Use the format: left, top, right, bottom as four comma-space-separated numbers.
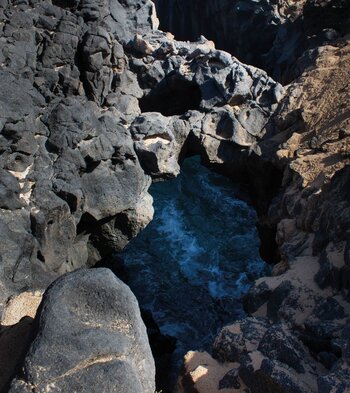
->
9, 268, 155, 393
1, 0, 350, 392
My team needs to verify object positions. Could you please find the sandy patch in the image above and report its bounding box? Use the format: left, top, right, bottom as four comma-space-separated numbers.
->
2, 291, 43, 326
176, 351, 245, 393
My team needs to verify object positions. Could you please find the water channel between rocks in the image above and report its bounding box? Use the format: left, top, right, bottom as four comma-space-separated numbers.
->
115, 156, 269, 387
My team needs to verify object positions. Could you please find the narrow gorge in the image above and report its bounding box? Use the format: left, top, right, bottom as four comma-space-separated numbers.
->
0, 0, 349, 393
118, 156, 268, 390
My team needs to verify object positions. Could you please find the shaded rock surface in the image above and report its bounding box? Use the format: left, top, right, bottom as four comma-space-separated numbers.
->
9, 268, 155, 393
154, 0, 350, 83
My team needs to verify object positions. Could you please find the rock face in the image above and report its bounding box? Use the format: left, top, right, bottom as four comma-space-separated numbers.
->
154, 0, 350, 82
0, 0, 282, 313
9, 268, 155, 393
177, 318, 321, 393
154, 0, 286, 71
0, 0, 160, 315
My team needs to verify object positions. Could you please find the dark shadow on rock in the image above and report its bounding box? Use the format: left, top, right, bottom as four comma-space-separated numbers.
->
93, 254, 130, 284
139, 74, 202, 116
200, 140, 283, 264
0, 317, 36, 393
141, 309, 177, 393
95, 257, 177, 393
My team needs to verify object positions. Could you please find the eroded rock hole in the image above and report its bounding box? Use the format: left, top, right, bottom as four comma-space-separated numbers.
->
139, 77, 201, 116
114, 156, 269, 391
52, 0, 78, 9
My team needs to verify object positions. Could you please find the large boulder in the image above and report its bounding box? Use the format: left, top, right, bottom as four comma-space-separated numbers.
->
10, 268, 155, 393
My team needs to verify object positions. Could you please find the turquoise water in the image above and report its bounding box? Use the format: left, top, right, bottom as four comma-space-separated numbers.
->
118, 156, 268, 378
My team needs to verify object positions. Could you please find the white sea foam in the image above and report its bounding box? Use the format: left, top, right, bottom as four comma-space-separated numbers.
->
120, 156, 267, 375
157, 201, 205, 280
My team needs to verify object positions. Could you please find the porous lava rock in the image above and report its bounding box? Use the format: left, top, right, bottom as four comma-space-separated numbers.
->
0, 0, 282, 315
9, 268, 155, 393
153, 0, 350, 83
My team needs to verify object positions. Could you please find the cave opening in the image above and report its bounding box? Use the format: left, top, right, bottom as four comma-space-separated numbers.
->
112, 155, 270, 392
139, 75, 202, 116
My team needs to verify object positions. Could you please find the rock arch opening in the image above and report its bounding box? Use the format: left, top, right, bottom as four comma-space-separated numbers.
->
139, 76, 202, 116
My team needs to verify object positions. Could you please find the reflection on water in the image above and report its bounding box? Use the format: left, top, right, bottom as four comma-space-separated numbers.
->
117, 156, 268, 383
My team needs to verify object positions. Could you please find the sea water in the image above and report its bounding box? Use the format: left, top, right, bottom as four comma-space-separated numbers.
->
118, 156, 268, 382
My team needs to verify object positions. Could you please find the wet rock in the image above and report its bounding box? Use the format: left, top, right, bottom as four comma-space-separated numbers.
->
9, 268, 155, 393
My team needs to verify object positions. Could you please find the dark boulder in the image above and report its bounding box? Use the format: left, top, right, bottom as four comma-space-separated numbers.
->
239, 353, 314, 393
9, 268, 155, 393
